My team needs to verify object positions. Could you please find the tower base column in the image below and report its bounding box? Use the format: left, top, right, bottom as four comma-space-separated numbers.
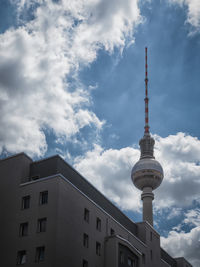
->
141, 187, 154, 226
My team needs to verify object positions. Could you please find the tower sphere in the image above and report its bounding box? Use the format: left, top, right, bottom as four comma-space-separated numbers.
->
131, 157, 163, 191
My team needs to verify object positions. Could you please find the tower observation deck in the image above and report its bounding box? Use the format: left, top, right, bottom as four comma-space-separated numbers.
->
131, 48, 164, 226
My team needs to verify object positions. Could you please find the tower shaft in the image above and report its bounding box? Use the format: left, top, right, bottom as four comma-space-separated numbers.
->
141, 187, 154, 225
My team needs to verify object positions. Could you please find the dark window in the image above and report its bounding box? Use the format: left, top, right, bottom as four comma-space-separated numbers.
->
39, 191, 48, 205
35, 246, 45, 262
84, 208, 89, 222
19, 222, 28, 236
17, 250, 26, 265
120, 252, 124, 263
82, 259, 88, 267
37, 218, 47, 232
150, 250, 153, 260
150, 231, 152, 241
128, 257, 135, 267
110, 228, 115, 235
96, 217, 101, 231
142, 253, 145, 264
96, 242, 101, 256
22, 196, 30, 209
83, 233, 89, 248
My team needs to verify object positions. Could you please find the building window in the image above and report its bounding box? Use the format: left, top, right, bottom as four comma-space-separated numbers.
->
84, 208, 89, 223
39, 191, 48, 205
150, 231, 152, 241
96, 217, 101, 231
142, 253, 145, 264
17, 250, 26, 265
37, 218, 47, 233
83, 233, 89, 248
150, 250, 153, 260
110, 228, 115, 235
35, 246, 45, 262
19, 222, 28, 237
82, 259, 88, 267
128, 257, 135, 267
96, 242, 101, 256
22, 195, 30, 209
120, 252, 125, 263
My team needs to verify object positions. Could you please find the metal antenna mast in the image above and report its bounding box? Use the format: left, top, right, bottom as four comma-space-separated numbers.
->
144, 47, 149, 135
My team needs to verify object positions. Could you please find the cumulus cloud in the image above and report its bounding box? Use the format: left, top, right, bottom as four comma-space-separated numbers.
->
161, 218, 200, 267
74, 132, 200, 212
74, 144, 141, 211
169, 0, 200, 32
183, 208, 200, 227
0, 0, 141, 156
154, 132, 200, 208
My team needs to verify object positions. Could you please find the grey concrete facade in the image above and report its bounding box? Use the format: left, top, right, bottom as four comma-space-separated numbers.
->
0, 153, 192, 267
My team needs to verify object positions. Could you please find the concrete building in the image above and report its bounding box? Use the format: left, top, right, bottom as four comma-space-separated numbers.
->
0, 152, 192, 267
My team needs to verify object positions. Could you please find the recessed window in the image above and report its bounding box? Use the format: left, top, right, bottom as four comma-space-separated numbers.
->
19, 222, 28, 237
128, 257, 135, 267
82, 259, 88, 267
96, 217, 101, 231
22, 195, 30, 209
150, 250, 153, 260
35, 246, 45, 262
110, 228, 115, 235
39, 191, 48, 205
96, 242, 101, 256
142, 253, 145, 264
37, 218, 47, 233
84, 208, 89, 223
150, 231, 152, 241
120, 252, 124, 263
17, 250, 26, 265
83, 233, 89, 248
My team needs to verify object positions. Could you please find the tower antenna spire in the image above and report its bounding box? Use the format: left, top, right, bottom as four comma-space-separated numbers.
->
144, 47, 149, 134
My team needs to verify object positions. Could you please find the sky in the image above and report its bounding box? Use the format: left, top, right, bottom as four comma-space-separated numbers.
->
0, 0, 200, 265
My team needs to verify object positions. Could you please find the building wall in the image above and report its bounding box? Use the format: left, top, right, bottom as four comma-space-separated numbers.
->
0, 154, 32, 267
0, 154, 193, 267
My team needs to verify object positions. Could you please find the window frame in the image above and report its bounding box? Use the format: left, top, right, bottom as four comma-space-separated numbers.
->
96, 242, 101, 256
96, 217, 101, 231
83, 233, 89, 248
16, 250, 26, 265
35, 246, 45, 262
37, 218, 47, 233
84, 208, 89, 223
19, 222, 28, 237
82, 259, 88, 267
21, 195, 30, 210
39, 191, 48, 205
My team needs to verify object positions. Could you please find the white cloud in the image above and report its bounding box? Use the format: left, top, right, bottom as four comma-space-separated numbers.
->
161, 225, 200, 267
169, 0, 200, 32
183, 208, 200, 227
74, 144, 141, 211
0, 0, 142, 156
74, 133, 200, 212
